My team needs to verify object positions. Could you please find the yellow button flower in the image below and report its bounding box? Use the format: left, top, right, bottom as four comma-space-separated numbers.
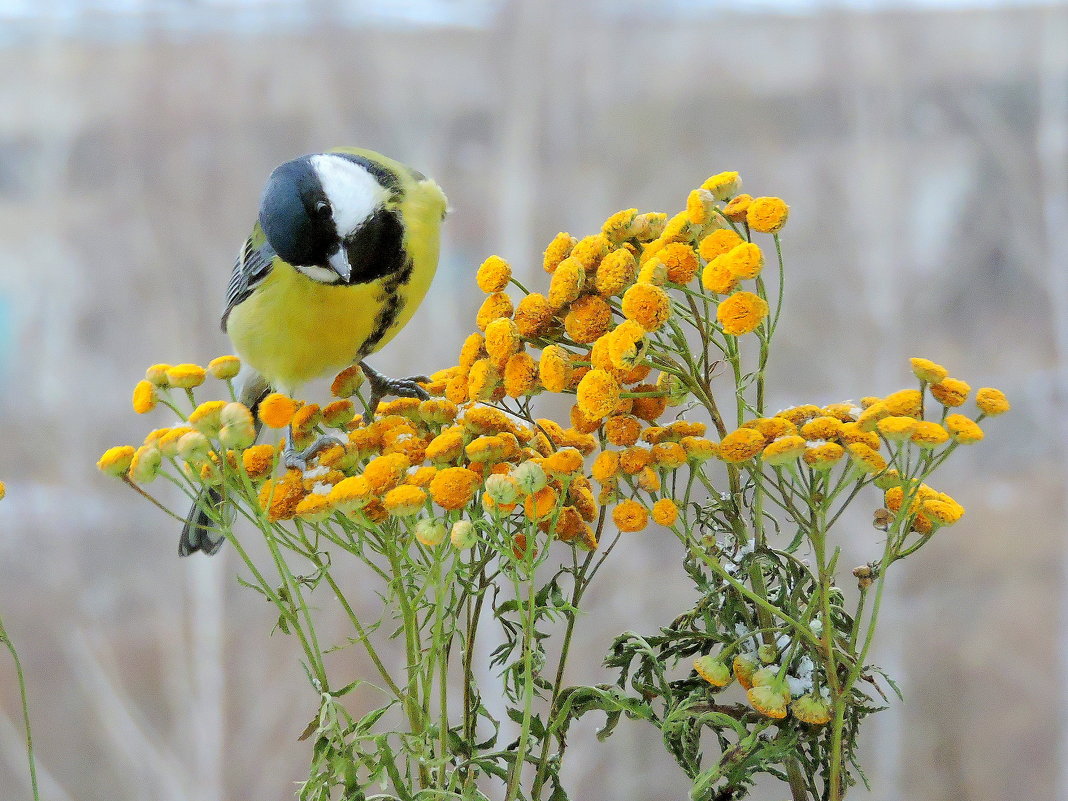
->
882, 389, 922, 418
363, 452, 410, 494
658, 242, 700, 284
909, 357, 948, 384
459, 332, 487, 371
564, 294, 612, 344
631, 211, 667, 241
576, 369, 622, 420
686, 188, 716, 225
476, 292, 514, 331
945, 413, 984, 444
604, 415, 641, 447
330, 364, 365, 397
570, 234, 611, 271
694, 655, 732, 688
467, 358, 502, 402
514, 292, 555, 338
542, 447, 584, 476
630, 384, 668, 423
207, 355, 241, 380
329, 475, 372, 513
294, 494, 333, 523
524, 486, 559, 521
242, 444, 277, 479
543, 231, 577, 273
548, 257, 586, 308
429, 467, 481, 510
716, 428, 766, 463
762, 435, 807, 466
383, 485, 427, 517
637, 258, 667, 286
652, 498, 679, 526
716, 291, 769, 336
602, 209, 638, 243
792, 694, 832, 725
485, 317, 521, 366
594, 248, 638, 297
605, 320, 647, 370
845, 443, 887, 474
700, 170, 742, 201
132, 380, 158, 414
621, 283, 672, 332
166, 363, 207, 389
723, 193, 752, 221
97, 446, 136, 476
145, 363, 172, 387
803, 442, 845, 470
721, 242, 764, 280
259, 393, 299, 429
930, 377, 970, 407
698, 229, 744, 261
746, 196, 790, 234
876, 416, 918, 442
799, 416, 842, 441
504, 352, 539, 398
910, 421, 950, 448
612, 499, 649, 532
747, 684, 789, 720
701, 256, 739, 295
976, 387, 1010, 416
476, 255, 512, 293
538, 345, 572, 394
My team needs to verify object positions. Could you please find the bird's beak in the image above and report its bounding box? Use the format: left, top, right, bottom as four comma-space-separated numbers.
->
327, 248, 353, 282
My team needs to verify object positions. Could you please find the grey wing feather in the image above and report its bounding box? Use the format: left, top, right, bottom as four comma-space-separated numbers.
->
221, 236, 276, 332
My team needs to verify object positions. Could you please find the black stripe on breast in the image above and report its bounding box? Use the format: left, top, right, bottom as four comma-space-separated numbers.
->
344, 208, 406, 285
357, 255, 414, 360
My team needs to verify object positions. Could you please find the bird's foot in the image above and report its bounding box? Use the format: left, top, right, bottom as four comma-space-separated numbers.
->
360, 361, 430, 418
283, 431, 345, 471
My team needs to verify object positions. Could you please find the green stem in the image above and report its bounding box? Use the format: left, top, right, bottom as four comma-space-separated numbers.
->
0, 615, 39, 801
503, 562, 538, 801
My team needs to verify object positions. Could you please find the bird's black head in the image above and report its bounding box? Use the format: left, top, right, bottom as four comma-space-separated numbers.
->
258, 153, 401, 284
258, 156, 338, 271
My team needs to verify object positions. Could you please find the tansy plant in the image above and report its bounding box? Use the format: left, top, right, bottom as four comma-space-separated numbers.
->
102, 172, 1009, 801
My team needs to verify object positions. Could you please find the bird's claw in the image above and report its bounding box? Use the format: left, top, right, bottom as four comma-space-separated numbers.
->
360, 362, 430, 417
283, 434, 345, 471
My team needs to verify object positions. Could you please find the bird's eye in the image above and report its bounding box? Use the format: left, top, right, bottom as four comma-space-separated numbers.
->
313, 200, 331, 218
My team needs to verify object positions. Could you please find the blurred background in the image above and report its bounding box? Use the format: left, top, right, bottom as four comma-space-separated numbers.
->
0, 0, 1063, 799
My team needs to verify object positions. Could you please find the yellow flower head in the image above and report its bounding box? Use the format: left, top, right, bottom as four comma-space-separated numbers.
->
602, 415, 639, 447
630, 384, 668, 423
910, 421, 950, 449
619, 445, 652, 475
652, 498, 679, 526
294, 493, 333, 523
130, 445, 163, 483
762, 435, 807, 466
855, 402, 890, 433
976, 387, 1010, 416
747, 683, 789, 720
570, 404, 602, 434
329, 475, 372, 512
945, 413, 984, 444
595, 248, 638, 297
145, 363, 172, 387
882, 389, 922, 418
485, 317, 521, 366
564, 294, 612, 344
242, 444, 277, 479
459, 332, 487, 371
383, 485, 427, 517
658, 242, 700, 284
637, 258, 668, 286
930, 377, 970, 407
177, 430, 212, 466
694, 655, 732, 688
846, 443, 887, 475
803, 442, 845, 470
467, 358, 502, 402
514, 292, 555, 338
542, 447, 584, 476
723, 193, 753, 221
840, 423, 880, 450
576, 369, 622, 420
717, 291, 769, 336
792, 694, 832, 726
621, 283, 672, 332
219, 402, 257, 449
208, 355, 242, 381
166, 363, 207, 389
701, 171, 742, 201
548, 257, 586, 308
799, 416, 842, 442
604, 320, 646, 370
651, 441, 687, 469
543, 232, 577, 273
910, 357, 948, 384
717, 428, 766, 463
476, 255, 512, 293
538, 345, 572, 394
922, 496, 965, 526
746, 196, 790, 234
701, 256, 739, 295
476, 292, 514, 331
259, 393, 299, 429
661, 211, 693, 243
686, 188, 716, 225
613, 499, 648, 533
876, 415, 918, 442
602, 209, 638, 243
504, 352, 539, 398
322, 399, 356, 429
97, 446, 136, 476
362, 452, 410, 494
721, 242, 764, 280
570, 234, 611, 271
429, 467, 481, 510
590, 451, 619, 485
258, 473, 306, 521
188, 400, 227, 437
330, 365, 365, 398
524, 485, 559, 521
775, 405, 822, 425
822, 402, 858, 422
466, 435, 509, 463
733, 654, 758, 690
132, 380, 158, 415
698, 229, 744, 262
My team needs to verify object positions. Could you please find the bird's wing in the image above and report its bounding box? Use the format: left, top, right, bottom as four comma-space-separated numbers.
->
221, 225, 276, 332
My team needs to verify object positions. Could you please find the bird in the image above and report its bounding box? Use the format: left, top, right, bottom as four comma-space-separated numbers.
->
179, 147, 448, 556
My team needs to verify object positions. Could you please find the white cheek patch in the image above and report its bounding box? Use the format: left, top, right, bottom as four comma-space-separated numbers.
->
310, 154, 389, 237
294, 263, 342, 283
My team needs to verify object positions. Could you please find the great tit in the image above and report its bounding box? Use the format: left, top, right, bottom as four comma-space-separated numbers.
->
179, 148, 448, 556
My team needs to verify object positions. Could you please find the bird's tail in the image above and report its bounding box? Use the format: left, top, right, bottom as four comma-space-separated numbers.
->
178, 369, 270, 557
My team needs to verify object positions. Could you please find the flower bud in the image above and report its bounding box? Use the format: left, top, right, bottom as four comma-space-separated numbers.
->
694, 656, 733, 688
97, 446, 136, 476
450, 520, 478, 549
791, 693, 832, 725
129, 445, 162, 483
415, 519, 447, 547
485, 473, 521, 505
177, 431, 212, 466
512, 461, 547, 495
